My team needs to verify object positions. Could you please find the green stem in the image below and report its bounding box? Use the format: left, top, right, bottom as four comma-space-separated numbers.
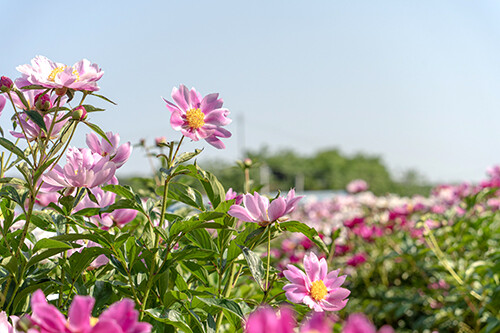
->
139, 136, 184, 319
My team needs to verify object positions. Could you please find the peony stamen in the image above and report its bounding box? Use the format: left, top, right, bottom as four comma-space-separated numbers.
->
310, 280, 328, 302
185, 108, 205, 129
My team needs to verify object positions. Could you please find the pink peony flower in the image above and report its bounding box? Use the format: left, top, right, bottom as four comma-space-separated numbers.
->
0, 95, 5, 115
17, 55, 104, 91
346, 179, 368, 194
41, 147, 116, 192
342, 313, 394, 333
163, 84, 231, 149
342, 313, 376, 333
74, 183, 137, 229
86, 132, 132, 169
228, 189, 303, 227
300, 311, 334, 333
30, 289, 151, 333
283, 252, 350, 312
225, 188, 243, 205
244, 307, 295, 333
10, 112, 69, 142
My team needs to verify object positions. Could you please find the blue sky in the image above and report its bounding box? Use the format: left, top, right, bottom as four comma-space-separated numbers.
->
2, 1, 500, 183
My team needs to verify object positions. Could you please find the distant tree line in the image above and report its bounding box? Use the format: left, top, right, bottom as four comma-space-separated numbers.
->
202, 148, 432, 196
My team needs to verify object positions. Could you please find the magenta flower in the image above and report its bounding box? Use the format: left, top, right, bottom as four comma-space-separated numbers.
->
342, 313, 395, 333
17, 55, 104, 91
0, 95, 5, 115
41, 147, 116, 192
228, 189, 303, 227
30, 289, 151, 333
342, 313, 376, 333
244, 307, 295, 333
346, 253, 367, 267
283, 252, 350, 312
300, 312, 334, 333
163, 84, 231, 149
86, 132, 132, 168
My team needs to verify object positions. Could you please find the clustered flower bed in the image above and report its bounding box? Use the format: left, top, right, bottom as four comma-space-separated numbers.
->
0, 56, 498, 333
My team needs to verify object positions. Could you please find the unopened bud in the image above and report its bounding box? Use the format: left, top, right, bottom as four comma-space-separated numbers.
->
0, 76, 13, 92
72, 106, 87, 121
155, 136, 167, 147
15, 315, 34, 332
55, 87, 67, 96
35, 92, 52, 111
244, 158, 253, 167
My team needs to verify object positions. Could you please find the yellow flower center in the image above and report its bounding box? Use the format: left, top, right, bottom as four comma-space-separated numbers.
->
48, 66, 80, 82
90, 317, 99, 327
310, 280, 328, 302
185, 108, 205, 129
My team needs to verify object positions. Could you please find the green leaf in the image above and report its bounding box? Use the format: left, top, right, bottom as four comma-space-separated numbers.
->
173, 149, 203, 167
280, 220, 329, 254
83, 121, 112, 145
0, 138, 31, 166
0, 177, 26, 186
32, 238, 74, 253
90, 93, 117, 105
102, 184, 136, 200
195, 297, 245, 319
168, 183, 205, 210
81, 104, 105, 112
239, 246, 266, 290
145, 308, 193, 333
13, 89, 30, 109
25, 109, 47, 132
196, 166, 225, 208
32, 156, 58, 185
27, 248, 71, 268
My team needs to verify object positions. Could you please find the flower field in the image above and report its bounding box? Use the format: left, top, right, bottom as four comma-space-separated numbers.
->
0, 56, 498, 333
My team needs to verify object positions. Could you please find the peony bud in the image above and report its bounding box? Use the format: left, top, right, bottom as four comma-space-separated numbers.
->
55, 87, 67, 96
155, 136, 167, 147
0, 76, 13, 92
72, 106, 87, 121
15, 315, 34, 332
34, 92, 52, 111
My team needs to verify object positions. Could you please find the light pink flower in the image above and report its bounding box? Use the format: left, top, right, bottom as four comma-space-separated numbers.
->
10, 112, 69, 142
283, 252, 350, 312
163, 84, 231, 149
17, 55, 104, 91
86, 132, 132, 168
225, 188, 243, 205
244, 307, 295, 333
30, 289, 151, 333
41, 147, 116, 192
74, 185, 137, 229
0, 311, 17, 333
346, 179, 368, 194
228, 189, 303, 227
